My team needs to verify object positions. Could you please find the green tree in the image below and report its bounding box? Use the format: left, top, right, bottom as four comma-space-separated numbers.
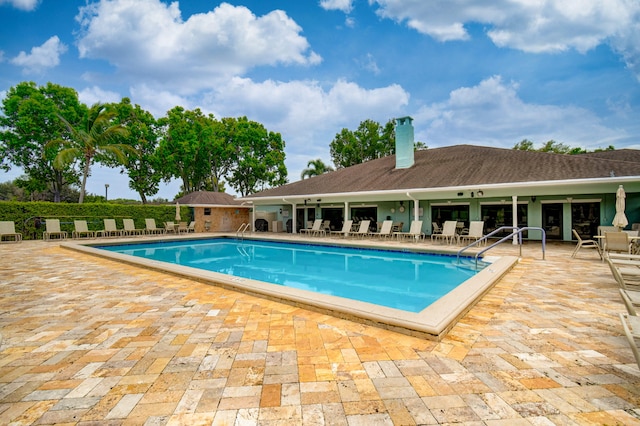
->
301, 159, 334, 179
157, 107, 210, 195
50, 102, 132, 203
227, 117, 288, 196
0, 81, 84, 202
330, 119, 395, 168
109, 98, 161, 204
514, 139, 596, 154
513, 139, 535, 151
200, 116, 236, 192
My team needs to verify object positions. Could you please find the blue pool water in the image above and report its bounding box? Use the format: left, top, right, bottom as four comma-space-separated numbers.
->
98, 238, 485, 313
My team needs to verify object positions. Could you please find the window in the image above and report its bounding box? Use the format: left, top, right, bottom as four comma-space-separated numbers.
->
571, 202, 600, 240
432, 205, 469, 229
481, 204, 527, 236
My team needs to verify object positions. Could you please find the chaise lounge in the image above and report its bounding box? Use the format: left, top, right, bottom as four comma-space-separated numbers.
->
0, 221, 22, 243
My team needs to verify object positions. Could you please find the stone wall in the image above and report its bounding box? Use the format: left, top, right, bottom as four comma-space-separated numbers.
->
193, 207, 250, 233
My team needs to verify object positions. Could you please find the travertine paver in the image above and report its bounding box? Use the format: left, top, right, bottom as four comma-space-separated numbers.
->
0, 237, 639, 425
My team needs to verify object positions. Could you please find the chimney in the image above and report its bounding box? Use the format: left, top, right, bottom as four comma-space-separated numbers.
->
395, 116, 414, 169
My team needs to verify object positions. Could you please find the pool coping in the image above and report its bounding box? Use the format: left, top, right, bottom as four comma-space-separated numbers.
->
61, 234, 519, 341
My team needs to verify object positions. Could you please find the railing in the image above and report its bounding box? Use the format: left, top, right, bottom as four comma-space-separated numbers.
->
236, 223, 251, 239
457, 226, 546, 269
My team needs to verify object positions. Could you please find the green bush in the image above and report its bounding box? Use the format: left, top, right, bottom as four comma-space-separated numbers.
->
0, 202, 189, 240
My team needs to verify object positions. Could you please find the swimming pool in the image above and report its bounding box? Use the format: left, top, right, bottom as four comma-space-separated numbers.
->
97, 239, 484, 313
63, 235, 518, 340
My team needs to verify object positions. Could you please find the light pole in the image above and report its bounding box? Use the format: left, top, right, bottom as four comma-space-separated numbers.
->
105, 184, 109, 201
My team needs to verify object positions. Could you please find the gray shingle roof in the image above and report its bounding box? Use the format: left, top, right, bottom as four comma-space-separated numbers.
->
579, 149, 640, 163
248, 145, 640, 198
175, 191, 244, 206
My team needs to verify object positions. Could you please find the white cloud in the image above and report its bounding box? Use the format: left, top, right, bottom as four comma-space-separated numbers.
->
319, 0, 354, 13
197, 77, 409, 178
10, 36, 67, 73
75, 0, 321, 93
130, 84, 191, 118
415, 75, 626, 150
371, 0, 640, 78
0, 0, 39, 11
78, 86, 121, 106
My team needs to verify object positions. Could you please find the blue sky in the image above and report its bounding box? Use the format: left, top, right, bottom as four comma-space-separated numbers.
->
1, 0, 639, 200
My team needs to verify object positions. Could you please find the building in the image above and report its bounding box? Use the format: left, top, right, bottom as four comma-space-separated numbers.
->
174, 191, 250, 233
242, 117, 640, 241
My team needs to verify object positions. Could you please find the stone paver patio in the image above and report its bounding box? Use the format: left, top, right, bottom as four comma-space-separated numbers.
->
0, 235, 639, 425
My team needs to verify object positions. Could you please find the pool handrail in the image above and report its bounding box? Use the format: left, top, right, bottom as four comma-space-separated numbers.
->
236, 223, 251, 239
457, 226, 546, 269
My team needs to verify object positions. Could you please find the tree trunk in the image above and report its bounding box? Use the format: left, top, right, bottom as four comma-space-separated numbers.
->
79, 163, 90, 204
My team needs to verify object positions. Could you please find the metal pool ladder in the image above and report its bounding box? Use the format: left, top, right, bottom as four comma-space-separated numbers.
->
236, 223, 251, 240
457, 226, 546, 269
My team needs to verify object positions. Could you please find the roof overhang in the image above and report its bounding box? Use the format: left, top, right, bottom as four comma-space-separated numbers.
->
241, 176, 640, 205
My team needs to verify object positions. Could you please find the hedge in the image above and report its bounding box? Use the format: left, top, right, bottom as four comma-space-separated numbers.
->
0, 201, 189, 240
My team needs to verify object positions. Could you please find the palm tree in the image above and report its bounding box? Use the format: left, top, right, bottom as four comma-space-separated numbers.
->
50, 103, 131, 203
300, 159, 334, 179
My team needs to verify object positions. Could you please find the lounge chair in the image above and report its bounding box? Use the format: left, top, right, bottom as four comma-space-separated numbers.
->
164, 221, 177, 234
370, 220, 393, 238
98, 219, 123, 237
431, 220, 458, 244
570, 229, 601, 259
44, 219, 68, 241
0, 221, 22, 242
300, 219, 322, 236
145, 218, 165, 235
460, 221, 485, 246
605, 232, 631, 255
620, 288, 638, 316
320, 220, 331, 235
187, 221, 196, 233
395, 220, 424, 242
72, 220, 95, 239
329, 220, 353, 238
348, 220, 370, 238
123, 219, 144, 236
618, 313, 640, 369
606, 257, 640, 292
177, 221, 189, 234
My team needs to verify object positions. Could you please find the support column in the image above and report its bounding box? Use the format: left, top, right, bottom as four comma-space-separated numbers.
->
512, 195, 518, 245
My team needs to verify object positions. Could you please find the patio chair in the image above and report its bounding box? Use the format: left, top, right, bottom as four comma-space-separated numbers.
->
329, 220, 353, 238
460, 221, 485, 246
348, 220, 370, 238
431, 220, 458, 244
72, 220, 95, 239
177, 221, 189, 234
370, 220, 393, 238
145, 218, 165, 235
0, 221, 22, 242
395, 220, 424, 242
123, 219, 144, 236
98, 219, 123, 237
431, 222, 442, 237
618, 313, 640, 369
605, 232, 631, 255
44, 219, 68, 241
187, 221, 196, 233
571, 229, 602, 259
300, 219, 322, 236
